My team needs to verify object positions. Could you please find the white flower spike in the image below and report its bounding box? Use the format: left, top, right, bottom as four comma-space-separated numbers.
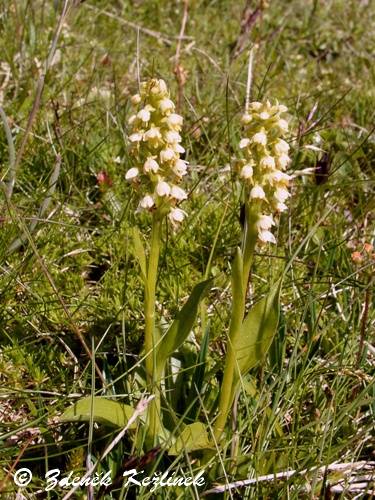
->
127, 78, 189, 225
236, 99, 292, 244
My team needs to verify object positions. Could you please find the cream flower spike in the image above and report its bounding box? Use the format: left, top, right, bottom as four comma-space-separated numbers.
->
236, 99, 292, 244
126, 78, 188, 225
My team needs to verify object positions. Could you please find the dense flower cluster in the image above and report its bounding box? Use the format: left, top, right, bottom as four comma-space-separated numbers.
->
236, 100, 292, 244
126, 78, 188, 225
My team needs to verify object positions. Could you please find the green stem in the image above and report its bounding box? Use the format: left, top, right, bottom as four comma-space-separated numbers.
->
242, 202, 259, 293
213, 202, 258, 442
144, 214, 162, 443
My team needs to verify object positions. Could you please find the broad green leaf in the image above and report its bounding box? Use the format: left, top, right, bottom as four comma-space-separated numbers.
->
156, 279, 212, 376
61, 397, 136, 428
168, 422, 211, 455
131, 227, 147, 283
233, 279, 282, 379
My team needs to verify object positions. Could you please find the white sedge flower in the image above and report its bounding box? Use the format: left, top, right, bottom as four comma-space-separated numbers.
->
125, 167, 139, 181
128, 78, 188, 225
144, 158, 159, 173
250, 185, 266, 200
156, 180, 171, 197
171, 186, 188, 200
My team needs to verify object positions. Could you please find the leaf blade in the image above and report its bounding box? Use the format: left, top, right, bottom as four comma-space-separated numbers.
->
61, 397, 136, 428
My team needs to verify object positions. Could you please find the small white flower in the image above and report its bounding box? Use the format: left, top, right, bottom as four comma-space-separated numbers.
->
165, 113, 183, 129
252, 131, 267, 146
278, 104, 288, 113
260, 156, 275, 169
241, 113, 252, 124
259, 111, 270, 120
168, 207, 187, 224
270, 171, 291, 183
144, 157, 159, 173
274, 187, 290, 203
139, 194, 155, 209
125, 167, 139, 180
131, 94, 141, 105
250, 102, 262, 111
165, 130, 181, 144
257, 214, 275, 230
277, 154, 290, 169
156, 180, 171, 197
239, 138, 251, 149
137, 108, 151, 122
159, 98, 175, 113
274, 139, 290, 155
129, 132, 143, 143
240, 164, 253, 179
160, 148, 175, 163
277, 118, 289, 132
258, 230, 277, 244
173, 159, 188, 177
171, 185, 188, 200
173, 143, 185, 154
250, 185, 266, 199
276, 202, 288, 212
143, 127, 161, 142
157, 79, 168, 94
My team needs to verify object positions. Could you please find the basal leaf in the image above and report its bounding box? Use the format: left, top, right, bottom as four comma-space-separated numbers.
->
168, 422, 211, 455
61, 397, 136, 428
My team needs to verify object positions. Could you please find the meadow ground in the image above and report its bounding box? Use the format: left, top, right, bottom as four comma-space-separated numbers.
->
0, 0, 374, 498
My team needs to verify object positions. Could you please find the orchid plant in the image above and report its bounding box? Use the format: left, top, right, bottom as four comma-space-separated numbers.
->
62, 76, 293, 460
